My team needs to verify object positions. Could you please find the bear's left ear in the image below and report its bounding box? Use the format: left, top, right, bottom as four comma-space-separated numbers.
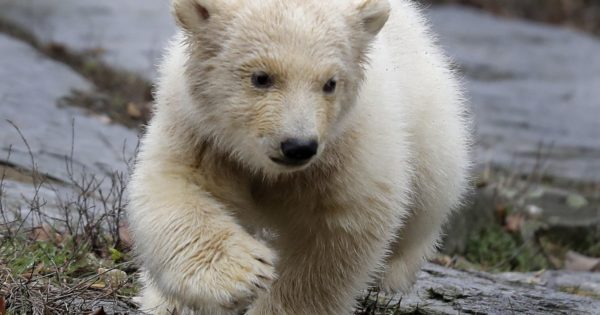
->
353, 0, 391, 37
172, 0, 221, 33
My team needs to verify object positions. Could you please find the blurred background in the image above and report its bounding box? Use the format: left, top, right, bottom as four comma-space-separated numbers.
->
427, 0, 600, 35
0, 0, 598, 313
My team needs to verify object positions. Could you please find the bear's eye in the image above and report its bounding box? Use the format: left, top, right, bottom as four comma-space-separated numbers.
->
323, 78, 337, 94
251, 71, 273, 89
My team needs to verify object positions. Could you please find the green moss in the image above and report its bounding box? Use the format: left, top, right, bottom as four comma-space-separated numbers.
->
109, 247, 124, 263
1, 237, 99, 277
465, 224, 549, 272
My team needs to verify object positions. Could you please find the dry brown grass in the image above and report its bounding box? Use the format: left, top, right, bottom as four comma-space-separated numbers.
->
0, 124, 140, 314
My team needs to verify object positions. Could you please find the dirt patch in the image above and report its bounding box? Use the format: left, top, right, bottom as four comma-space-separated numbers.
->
0, 18, 153, 129
0, 164, 34, 184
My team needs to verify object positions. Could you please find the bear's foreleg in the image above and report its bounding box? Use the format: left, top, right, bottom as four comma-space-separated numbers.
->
129, 167, 277, 315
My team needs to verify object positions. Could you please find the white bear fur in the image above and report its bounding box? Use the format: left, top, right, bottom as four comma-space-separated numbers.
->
128, 0, 471, 314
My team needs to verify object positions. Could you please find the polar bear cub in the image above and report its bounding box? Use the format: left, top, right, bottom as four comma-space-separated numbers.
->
128, 0, 470, 314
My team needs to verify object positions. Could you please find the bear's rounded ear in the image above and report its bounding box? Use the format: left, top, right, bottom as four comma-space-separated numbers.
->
354, 0, 391, 36
172, 0, 219, 32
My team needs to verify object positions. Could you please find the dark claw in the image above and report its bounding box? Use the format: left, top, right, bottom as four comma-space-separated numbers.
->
255, 257, 273, 266
257, 274, 272, 281
253, 281, 267, 291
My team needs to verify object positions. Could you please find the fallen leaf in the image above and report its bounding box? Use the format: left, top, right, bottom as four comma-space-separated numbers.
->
118, 221, 133, 248
564, 251, 600, 272
495, 203, 508, 223
29, 224, 52, 241
0, 295, 6, 315
97, 115, 112, 125
431, 254, 454, 267
90, 282, 106, 290
505, 213, 525, 233
98, 268, 128, 289
127, 102, 142, 118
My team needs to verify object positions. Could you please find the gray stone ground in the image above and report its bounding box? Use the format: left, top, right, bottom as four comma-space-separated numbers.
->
430, 7, 600, 183
0, 2, 598, 313
498, 269, 600, 297
0, 34, 137, 183
0, 0, 175, 79
1, 2, 599, 182
0, 33, 136, 220
386, 263, 600, 314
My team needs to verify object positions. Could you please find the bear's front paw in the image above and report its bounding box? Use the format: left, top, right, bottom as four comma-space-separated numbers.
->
202, 232, 277, 314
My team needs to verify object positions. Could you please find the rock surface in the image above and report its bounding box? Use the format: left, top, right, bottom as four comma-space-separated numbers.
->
2, 2, 599, 182
443, 178, 600, 254
0, 3, 599, 314
429, 6, 600, 183
0, 0, 175, 79
375, 263, 600, 314
498, 269, 600, 297
0, 33, 137, 186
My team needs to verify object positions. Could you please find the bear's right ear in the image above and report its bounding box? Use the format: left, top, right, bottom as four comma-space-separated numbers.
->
354, 0, 391, 37
172, 0, 220, 32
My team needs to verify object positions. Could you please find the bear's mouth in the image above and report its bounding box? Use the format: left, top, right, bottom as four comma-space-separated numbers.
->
269, 157, 312, 167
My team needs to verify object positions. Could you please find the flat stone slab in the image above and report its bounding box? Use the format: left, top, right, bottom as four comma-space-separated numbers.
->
0, 33, 137, 187
429, 6, 600, 182
3, 2, 598, 182
371, 263, 600, 315
0, 0, 176, 79
0, 178, 72, 223
499, 270, 600, 297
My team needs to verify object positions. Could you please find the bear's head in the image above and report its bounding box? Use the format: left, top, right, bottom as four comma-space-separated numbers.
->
172, 0, 390, 175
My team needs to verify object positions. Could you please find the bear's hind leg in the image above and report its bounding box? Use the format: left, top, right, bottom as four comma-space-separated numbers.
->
379, 206, 447, 293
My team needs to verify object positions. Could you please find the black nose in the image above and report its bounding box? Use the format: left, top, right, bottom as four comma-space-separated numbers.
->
281, 138, 318, 161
